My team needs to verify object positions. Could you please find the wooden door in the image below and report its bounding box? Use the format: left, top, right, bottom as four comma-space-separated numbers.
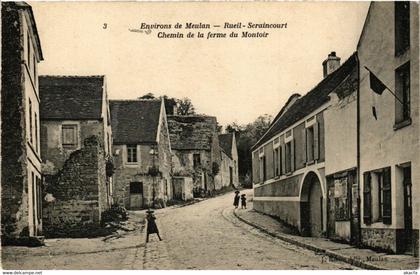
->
403, 167, 413, 255
129, 182, 143, 209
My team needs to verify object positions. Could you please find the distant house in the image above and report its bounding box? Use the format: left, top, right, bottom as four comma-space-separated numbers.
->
39, 75, 113, 237
168, 115, 221, 195
1, 2, 44, 244
217, 133, 239, 188
110, 99, 172, 209
252, 52, 358, 238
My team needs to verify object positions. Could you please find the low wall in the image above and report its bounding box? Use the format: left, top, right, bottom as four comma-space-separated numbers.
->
42, 136, 106, 238
253, 200, 300, 230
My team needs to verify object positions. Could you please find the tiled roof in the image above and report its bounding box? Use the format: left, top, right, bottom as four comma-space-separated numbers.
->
219, 133, 233, 158
39, 76, 104, 120
110, 100, 161, 145
252, 52, 358, 150
168, 115, 217, 151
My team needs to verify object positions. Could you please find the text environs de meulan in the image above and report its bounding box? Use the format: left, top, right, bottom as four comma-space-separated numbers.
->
139, 22, 287, 38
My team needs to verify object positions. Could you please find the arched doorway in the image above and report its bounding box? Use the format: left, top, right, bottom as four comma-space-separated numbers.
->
300, 172, 323, 237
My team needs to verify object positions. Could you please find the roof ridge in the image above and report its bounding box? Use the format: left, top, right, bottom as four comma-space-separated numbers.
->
251, 52, 358, 151
109, 99, 161, 102
168, 114, 217, 119
39, 75, 105, 78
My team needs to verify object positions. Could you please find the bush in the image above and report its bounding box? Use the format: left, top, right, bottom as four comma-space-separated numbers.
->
101, 204, 128, 225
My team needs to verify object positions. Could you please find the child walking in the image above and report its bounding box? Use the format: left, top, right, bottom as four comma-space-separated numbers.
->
241, 194, 247, 209
146, 209, 162, 242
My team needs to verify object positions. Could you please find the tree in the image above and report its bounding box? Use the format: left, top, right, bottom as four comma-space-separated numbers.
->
137, 94, 196, 116
177, 97, 196, 115
138, 93, 155, 99
226, 114, 272, 187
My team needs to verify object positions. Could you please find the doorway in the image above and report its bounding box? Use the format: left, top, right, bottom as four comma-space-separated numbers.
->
403, 166, 413, 255
229, 167, 233, 186
301, 172, 323, 237
129, 182, 143, 209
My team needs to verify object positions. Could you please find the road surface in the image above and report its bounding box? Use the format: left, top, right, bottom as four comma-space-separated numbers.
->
2, 190, 357, 270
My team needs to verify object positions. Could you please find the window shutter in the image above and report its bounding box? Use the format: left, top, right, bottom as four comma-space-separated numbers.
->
363, 172, 372, 225
273, 150, 277, 177
304, 128, 308, 164
281, 144, 285, 175
314, 122, 319, 160
291, 139, 295, 172
382, 167, 392, 224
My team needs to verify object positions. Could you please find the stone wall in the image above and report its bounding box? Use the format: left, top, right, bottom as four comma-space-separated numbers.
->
113, 143, 169, 209
41, 120, 105, 174
42, 136, 108, 237
1, 4, 29, 240
361, 228, 398, 253
157, 112, 172, 199
172, 176, 193, 201
172, 149, 213, 191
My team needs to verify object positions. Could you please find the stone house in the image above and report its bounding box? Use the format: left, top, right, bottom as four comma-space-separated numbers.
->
357, 2, 419, 256
167, 115, 221, 195
1, 2, 44, 244
217, 133, 239, 189
39, 75, 113, 237
252, 52, 357, 238
110, 99, 172, 209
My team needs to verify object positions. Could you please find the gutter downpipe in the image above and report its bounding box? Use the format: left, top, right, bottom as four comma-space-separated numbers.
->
355, 52, 362, 246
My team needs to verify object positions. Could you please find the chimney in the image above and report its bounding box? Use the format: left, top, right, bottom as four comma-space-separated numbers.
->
322, 51, 341, 78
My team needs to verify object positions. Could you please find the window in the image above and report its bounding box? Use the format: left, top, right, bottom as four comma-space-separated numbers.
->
33, 54, 37, 86
395, 62, 410, 125
62, 125, 78, 148
193, 153, 201, 168
363, 167, 391, 225
36, 177, 42, 222
129, 182, 143, 194
273, 147, 280, 177
306, 126, 315, 162
376, 172, 384, 221
127, 145, 138, 163
29, 99, 33, 144
395, 2, 410, 56
259, 156, 266, 182
27, 33, 31, 68
285, 141, 293, 173
34, 113, 38, 152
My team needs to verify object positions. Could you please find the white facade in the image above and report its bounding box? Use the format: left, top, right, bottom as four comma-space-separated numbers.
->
357, 2, 419, 255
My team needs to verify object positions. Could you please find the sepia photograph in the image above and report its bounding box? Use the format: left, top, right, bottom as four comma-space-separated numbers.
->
0, 0, 419, 271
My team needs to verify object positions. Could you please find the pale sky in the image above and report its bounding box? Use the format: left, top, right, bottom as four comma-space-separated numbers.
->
31, 1, 370, 127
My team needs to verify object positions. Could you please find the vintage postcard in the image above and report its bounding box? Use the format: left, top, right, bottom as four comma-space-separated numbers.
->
0, 0, 419, 272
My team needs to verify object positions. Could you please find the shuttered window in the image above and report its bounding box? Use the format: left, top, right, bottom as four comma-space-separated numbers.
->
62, 125, 78, 148
364, 167, 392, 225
363, 172, 372, 225
313, 122, 319, 160
281, 143, 285, 175
382, 167, 392, 224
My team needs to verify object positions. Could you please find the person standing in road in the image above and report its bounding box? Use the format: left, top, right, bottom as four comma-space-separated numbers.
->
241, 194, 247, 209
233, 190, 240, 209
146, 209, 162, 242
